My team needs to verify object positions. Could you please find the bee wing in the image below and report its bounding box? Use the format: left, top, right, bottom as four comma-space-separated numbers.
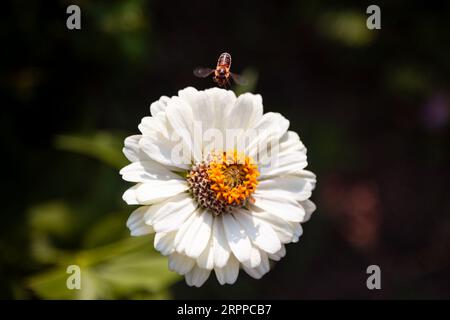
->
193, 67, 214, 78
230, 72, 249, 86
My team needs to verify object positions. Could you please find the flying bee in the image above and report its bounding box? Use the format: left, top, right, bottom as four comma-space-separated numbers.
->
193, 52, 248, 87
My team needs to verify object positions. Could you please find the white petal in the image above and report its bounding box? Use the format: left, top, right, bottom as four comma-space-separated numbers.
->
185, 266, 211, 287
234, 209, 281, 254
212, 215, 231, 268
279, 131, 306, 152
174, 209, 205, 254
126, 206, 154, 236
291, 223, 303, 243
225, 93, 263, 130
268, 245, 286, 261
150, 193, 197, 233
246, 112, 289, 158
168, 252, 195, 275
252, 194, 306, 222
123, 135, 141, 162
179, 87, 214, 132
196, 235, 214, 270
241, 245, 261, 268
204, 87, 236, 133
139, 130, 190, 171
300, 199, 317, 222
222, 213, 252, 263
166, 97, 202, 163
120, 160, 183, 183
259, 151, 307, 177
294, 170, 317, 191
184, 209, 214, 258
154, 232, 176, 255
122, 184, 140, 205
138, 116, 170, 139
150, 96, 170, 117
249, 205, 299, 243
135, 180, 188, 205
256, 176, 313, 202
173, 210, 198, 249
214, 255, 239, 285
243, 251, 270, 279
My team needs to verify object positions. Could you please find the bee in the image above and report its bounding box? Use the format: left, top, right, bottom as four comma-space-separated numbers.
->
193, 52, 247, 87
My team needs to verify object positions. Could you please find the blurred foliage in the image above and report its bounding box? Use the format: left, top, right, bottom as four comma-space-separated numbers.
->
55, 132, 128, 169
28, 236, 177, 299
318, 10, 375, 47
24, 132, 180, 299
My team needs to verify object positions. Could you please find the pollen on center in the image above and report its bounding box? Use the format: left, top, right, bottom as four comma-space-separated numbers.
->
187, 150, 259, 215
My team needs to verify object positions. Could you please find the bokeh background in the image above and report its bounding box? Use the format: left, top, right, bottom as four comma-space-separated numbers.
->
1, 0, 449, 299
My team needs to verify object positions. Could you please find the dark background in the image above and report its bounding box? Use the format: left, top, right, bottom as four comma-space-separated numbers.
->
1, 0, 449, 299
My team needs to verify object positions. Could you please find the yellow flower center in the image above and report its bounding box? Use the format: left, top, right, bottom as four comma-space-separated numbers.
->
207, 151, 259, 206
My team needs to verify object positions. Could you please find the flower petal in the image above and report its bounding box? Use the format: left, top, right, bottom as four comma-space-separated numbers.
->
268, 245, 286, 261
225, 93, 263, 131
139, 129, 190, 170
241, 245, 261, 269
243, 251, 270, 279
259, 151, 307, 177
120, 160, 184, 183
185, 266, 211, 287
166, 97, 202, 163
246, 112, 289, 158
249, 205, 301, 243
154, 231, 176, 255
252, 194, 306, 222
300, 199, 317, 222
197, 235, 214, 270
212, 215, 231, 268
184, 209, 214, 258
168, 252, 195, 275
214, 255, 239, 285
174, 209, 205, 255
150, 193, 198, 233
150, 96, 170, 117
123, 135, 141, 162
222, 213, 252, 263
256, 175, 313, 202
126, 206, 154, 236
135, 180, 188, 205
122, 184, 140, 205
234, 209, 281, 254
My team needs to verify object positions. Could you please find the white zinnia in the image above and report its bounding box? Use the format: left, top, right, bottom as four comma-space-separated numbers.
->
120, 87, 316, 287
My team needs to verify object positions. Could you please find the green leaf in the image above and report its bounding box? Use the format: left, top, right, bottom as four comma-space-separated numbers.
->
55, 132, 127, 169
27, 236, 181, 299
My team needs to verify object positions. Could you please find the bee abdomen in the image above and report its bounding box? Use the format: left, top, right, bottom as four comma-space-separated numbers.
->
217, 52, 231, 67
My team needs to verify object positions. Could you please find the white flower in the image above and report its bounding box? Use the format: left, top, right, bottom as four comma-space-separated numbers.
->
120, 87, 316, 287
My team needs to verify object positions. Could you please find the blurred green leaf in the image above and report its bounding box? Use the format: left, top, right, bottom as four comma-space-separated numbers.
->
28, 266, 78, 299
82, 211, 130, 248
97, 251, 178, 293
29, 201, 74, 237
27, 235, 181, 299
55, 132, 127, 169
318, 10, 375, 47
386, 65, 430, 96
28, 201, 75, 264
